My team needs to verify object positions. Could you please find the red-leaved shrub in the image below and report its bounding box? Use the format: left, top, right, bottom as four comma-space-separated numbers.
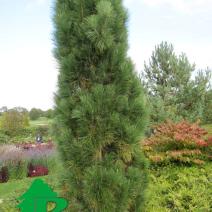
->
0, 166, 9, 183
143, 120, 212, 165
28, 163, 48, 177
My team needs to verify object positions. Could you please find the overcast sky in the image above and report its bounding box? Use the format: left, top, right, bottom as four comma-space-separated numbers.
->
0, 0, 211, 110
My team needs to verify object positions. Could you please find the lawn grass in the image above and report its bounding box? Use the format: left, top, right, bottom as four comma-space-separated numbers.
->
0, 174, 61, 212
29, 117, 53, 127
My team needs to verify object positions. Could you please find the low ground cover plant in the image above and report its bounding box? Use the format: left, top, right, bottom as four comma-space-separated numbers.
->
144, 163, 211, 211
143, 120, 212, 165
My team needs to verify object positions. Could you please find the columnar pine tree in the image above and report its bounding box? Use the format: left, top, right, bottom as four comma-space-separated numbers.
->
54, 0, 148, 211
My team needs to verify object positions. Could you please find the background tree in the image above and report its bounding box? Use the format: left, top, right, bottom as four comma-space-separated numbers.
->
44, 109, 54, 119
0, 109, 29, 136
29, 108, 43, 120
54, 0, 148, 211
143, 42, 193, 100
12, 107, 28, 113
176, 69, 211, 122
203, 89, 212, 123
13, 107, 29, 126
143, 42, 210, 123
0, 106, 8, 116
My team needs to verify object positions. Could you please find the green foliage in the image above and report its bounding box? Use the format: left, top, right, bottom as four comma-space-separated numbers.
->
1, 162, 211, 211
142, 42, 193, 123
29, 108, 54, 120
34, 125, 49, 136
44, 109, 54, 119
143, 42, 211, 123
176, 69, 211, 123
203, 89, 212, 123
29, 117, 52, 127
145, 163, 212, 211
54, 0, 148, 210
143, 42, 193, 99
0, 125, 51, 144
0, 131, 10, 144
0, 109, 29, 136
7, 161, 28, 180
143, 121, 212, 165
148, 96, 179, 124
29, 108, 43, 120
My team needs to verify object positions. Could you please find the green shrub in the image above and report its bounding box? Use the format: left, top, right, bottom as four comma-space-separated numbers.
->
34, 125, 49, 136
145, 163, 212, 211
7, 125, 50, 144
17, 127, 35, 137
14, 126, 49, 138
0, 131, 10, 144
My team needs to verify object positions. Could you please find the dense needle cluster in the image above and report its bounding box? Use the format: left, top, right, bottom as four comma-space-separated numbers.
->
54, 0, 148, 211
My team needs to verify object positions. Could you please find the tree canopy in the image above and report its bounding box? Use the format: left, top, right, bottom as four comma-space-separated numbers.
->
143, 42, 211, 123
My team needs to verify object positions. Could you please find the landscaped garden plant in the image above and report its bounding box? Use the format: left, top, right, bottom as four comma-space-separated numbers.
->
54, 0, 148, 211
0, 108, 29, 136
27, 163, 49, 177
0, 142, 56, 182
0, 167, 9, 183
143, 120, 212, 165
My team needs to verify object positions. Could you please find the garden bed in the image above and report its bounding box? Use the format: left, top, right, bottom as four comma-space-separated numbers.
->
0, 141, 56, 183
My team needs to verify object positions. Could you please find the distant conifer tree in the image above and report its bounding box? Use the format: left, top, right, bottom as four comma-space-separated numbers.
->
54, 0, 148, 211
